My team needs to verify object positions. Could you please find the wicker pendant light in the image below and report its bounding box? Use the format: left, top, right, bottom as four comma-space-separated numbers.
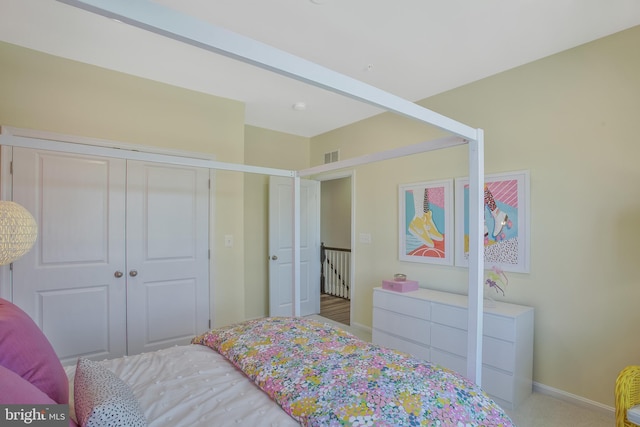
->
0, 201, 38, 265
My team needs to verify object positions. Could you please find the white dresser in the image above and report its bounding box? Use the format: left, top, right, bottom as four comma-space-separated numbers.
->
372, 287, 534, 409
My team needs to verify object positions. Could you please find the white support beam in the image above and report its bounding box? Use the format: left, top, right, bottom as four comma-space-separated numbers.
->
298, 136, 466, 177
0, 134, 295, 178
55, 0, 478, 141
466, 130, 485, 385
50, 0, 487, 386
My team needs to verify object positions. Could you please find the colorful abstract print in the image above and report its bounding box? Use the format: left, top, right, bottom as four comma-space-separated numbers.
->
193, 317, 513, 427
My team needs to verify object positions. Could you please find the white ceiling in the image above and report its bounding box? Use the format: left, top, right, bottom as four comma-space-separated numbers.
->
2, 0, 640, 137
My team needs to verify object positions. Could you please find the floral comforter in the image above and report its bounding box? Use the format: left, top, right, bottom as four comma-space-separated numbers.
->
192, 317, 513, 427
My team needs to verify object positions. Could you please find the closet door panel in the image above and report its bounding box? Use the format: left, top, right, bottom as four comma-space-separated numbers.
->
38, 287, 110, 361
11, 147, 127, 364
268, 177, 320, 317
126, 161, 209, 355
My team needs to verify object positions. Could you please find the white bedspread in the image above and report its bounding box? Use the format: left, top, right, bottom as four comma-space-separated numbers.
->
65, 345, 299, 427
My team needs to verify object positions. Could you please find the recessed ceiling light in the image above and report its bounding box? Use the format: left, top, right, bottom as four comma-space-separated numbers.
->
292, 102, 307, 111
310, 0, 326, 4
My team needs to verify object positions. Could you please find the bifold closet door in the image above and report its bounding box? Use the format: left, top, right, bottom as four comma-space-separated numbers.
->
11, 147, 128, 365
10, 147, 210, 363
125, 161, 209, 355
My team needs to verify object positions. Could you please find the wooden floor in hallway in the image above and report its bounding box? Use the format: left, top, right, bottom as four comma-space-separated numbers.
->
320, 293, 350, 326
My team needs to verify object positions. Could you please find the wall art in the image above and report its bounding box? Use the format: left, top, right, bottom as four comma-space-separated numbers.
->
399, 179, 453, 265
455, 170, 530, 273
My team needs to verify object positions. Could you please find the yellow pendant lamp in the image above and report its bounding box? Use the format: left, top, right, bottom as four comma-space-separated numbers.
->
0, 201, 38, 265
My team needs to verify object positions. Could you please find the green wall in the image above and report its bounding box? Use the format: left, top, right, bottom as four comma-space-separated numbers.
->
310, 25, 640, 407
1, 22, 639, 408
0, 40, 248, 327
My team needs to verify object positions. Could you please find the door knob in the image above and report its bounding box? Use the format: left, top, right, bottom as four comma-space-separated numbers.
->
114, 271, 123, 278
271, 255, 278, 260
129, 270, 138, 277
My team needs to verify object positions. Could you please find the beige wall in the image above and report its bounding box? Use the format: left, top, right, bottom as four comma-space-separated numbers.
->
243, 125, 310, 319
321, 177, 352, 249
310, 25, 640, 406
2, 21, 638, 407
0, 41, 247, 327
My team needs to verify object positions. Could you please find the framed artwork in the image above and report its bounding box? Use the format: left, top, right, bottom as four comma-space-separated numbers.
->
455, 170, 530, 273
399, 179, 453, 265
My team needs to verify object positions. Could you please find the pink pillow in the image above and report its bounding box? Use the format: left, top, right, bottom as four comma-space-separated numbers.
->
0, 365, 79, 427
0, 364, 56, 404
0, 298, 69, 404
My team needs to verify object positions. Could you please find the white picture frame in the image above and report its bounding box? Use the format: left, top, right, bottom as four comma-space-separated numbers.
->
455, 170, 530, 273
399, 179, 454, 265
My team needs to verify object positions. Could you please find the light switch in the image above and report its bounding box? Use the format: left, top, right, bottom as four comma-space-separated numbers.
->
359, 233, 372, 244
224, 234, 233, 247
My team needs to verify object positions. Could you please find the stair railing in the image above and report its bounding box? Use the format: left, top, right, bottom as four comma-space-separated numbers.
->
320, 242, 351, 300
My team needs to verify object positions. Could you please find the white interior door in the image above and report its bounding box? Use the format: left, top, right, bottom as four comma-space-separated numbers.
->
268, 176, 320, 317
125, 161, 210, 355
11, 147, 127, 365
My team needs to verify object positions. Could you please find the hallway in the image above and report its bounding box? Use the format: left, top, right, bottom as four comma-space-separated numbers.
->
319, 293, 350, 326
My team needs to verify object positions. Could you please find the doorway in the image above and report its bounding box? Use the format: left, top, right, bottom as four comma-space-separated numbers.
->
319, 174, 354, 326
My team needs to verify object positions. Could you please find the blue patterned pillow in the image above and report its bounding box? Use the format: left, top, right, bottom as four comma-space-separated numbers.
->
74, 358, 147, 427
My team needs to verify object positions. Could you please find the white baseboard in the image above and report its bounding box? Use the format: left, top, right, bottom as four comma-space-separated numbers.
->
349, 321, 372, 335
533, 382, 614, 415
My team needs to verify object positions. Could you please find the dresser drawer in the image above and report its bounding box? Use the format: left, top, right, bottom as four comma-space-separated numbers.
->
373, 329, 430, 361
431, 303, 467, 330
431, 348, 466, 376
374, 290, 430, 320
483, 336, 515, 372
430, 323, 466, 357
484, 314, 516, 342
372, 308, 430, 345
371, 286, 533, 409
482, 366, 514, 403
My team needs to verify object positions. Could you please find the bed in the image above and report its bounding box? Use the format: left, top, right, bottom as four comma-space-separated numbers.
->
11, 0, 489, 387
3, 4, 499, 425
1, 298, 513, 426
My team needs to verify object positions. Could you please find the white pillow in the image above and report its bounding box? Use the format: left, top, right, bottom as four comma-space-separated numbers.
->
74, 358, 147, 427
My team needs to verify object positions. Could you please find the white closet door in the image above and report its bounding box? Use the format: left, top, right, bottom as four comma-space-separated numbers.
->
125, 161, 209, 355
268, 176, 320, 317
11, 147, 127, 365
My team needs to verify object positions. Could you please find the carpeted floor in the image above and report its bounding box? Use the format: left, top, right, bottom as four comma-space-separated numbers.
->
505, 391, 612, 426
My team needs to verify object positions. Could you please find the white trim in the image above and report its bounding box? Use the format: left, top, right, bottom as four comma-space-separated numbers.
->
1, 126, 216, 160
349, 321, 372, 337
292, 176, 301, 316
533, 382, 614, 416
316, 170, 356, 328
315, 169, 354, 182
0, 133, 295, 178
208, 168, 216, 328
298, 136, 465, 177
0, 146, 13, 300
466, 130, 485, 384
43, 0, 484, 385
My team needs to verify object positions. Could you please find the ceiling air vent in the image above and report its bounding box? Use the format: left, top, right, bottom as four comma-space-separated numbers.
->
324, 150, 339, 164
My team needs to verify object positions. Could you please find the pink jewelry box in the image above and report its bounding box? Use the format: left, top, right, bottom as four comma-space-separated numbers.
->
382, 279, 418, 293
